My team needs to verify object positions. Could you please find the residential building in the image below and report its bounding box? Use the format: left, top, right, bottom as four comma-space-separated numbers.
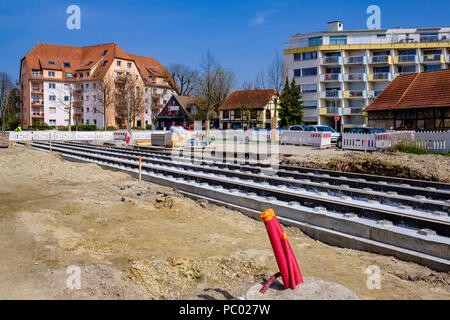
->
218, 89, 278, 129
156, 95, 199, 130
284, 21, 450, 129
19, 43, 175, 129
366, 68, 450, 131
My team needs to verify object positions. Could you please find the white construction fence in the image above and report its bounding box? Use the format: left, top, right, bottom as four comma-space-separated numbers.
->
280, 131, 332, 149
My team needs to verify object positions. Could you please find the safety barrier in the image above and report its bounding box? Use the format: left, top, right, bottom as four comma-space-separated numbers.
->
131, 131, 153, 141
375, 133, 392, 149
113, 131, 127, 141
280, 131, 331, 149
342, 133, 377, 151
415, 131, 449, 154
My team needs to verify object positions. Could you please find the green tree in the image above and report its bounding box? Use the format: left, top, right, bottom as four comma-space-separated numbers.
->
3, 87, 20, 130
278, 78, 304, 127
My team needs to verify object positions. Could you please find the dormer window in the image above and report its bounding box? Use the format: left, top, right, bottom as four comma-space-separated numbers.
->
102, 50, 108, 56
86, 61, 93, 66
117, 61, 121, 66
64, 62, 71, 68
48, 61, 55, 65
101, 60, 108, 66
66, 73, 73, 78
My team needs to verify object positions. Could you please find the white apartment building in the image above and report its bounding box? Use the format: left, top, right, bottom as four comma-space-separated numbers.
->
284, 21, 450, 129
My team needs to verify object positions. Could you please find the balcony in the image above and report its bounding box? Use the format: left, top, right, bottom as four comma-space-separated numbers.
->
153, 93, 163, 98
73, 113, 84, 119
368, 90, 383, 98
321, 56, 342, 65
73, 101, 83, 107
321, 73, 342, 82
368, 73, 392, 81
320, 90, 342, 99
115, 76, 126, 83
344, 73, 367, 82
32, 112, 44, 118
31, 101, 44, 106
31, 87, 44, 94
343, 90, 367, 99
73, 90, 83, 95
31, 72, 44, 78
369, 55, 392, 64
394, 55, 418, 64
155, 104, 164, 108
398, 71, 417, 76
343, 108, 363, 115
345, 56, 367, 65
421, 54, 444, 63
319, 107, 339, 116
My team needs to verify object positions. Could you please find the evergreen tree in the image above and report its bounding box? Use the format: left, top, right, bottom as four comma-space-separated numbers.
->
278, 78, 304, 127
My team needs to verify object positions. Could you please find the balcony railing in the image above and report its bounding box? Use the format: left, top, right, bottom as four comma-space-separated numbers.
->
344, 90, 367, 99
73, 113, 84, 119
398, 71, 416, 76
321, 90, 342, 99
321, 73, 342, 82
155, 104, 164, 108
31, 88, 44, 93
369, 55, 392, 64
31, 101, 44, 106
321, 56, 342, 65
343, 108, 363, 115
421, 54, 444, 63
368, 90, 383, 98
73, 90, 83, 95
31, 72, 44, 78
153, 93, 163, 98
395, 55, 418, 63
368, 73, 392, 81
73, 101, 83, 107
344, 73, 367, 81
115, 76, 126, 83
32, 112, 44, 117
345, 56, 366, 64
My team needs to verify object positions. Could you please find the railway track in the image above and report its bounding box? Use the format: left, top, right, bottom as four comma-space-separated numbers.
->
21, 141, 450, 271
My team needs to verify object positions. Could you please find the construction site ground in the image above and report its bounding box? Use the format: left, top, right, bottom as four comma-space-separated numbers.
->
0, 145, 449, 300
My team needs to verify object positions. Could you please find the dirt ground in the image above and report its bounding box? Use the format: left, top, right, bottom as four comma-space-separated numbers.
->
280, 148, 450, 183
0, 145, 449, 300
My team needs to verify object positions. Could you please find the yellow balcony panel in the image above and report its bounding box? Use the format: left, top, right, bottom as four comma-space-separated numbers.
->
319, 107, 328, 115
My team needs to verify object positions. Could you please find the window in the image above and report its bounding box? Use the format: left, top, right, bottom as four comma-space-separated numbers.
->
101, 60, 108, 66
86, 61, 93, 66
49, 83, 55, 89
117, 61, 121, 66
85, 84, 89, 89
302, 84, 317, 93
86, 119, 89, 124
48, 61, 55, 65
266, 110, 271, 119
49, 95, 56, 101
293, 69, 301, 77
93, 83, 96, 89
86, 72, 89, 77
127, 62, 132, 68
49, 107, 56, 114
251, 110, 258, 120
329, 35, 347, 45
79, 73, 84, 78
94, 119, 97, 125
302, 51, 317, 60
86, 107, 90, 112
64, 62, 71, 68
308, 36, 322, 47
64, 96, 69, 101
234, 110, 241, 119
86, 96, 89, 101
425, 65, 441, 72
48, 71, 55, 77
49, 119, 56, 125
376, 34, 386, 38
420, 33, 439, 42
66, 73, 73, 78
303, 101, 317, 109
223, 110, 229, 119
102, 50, 108, 56
302, 67, 318, 77
293, 53, 301, 61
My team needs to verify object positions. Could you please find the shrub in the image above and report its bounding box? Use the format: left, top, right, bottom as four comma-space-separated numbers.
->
106, 126, 117, 131
145, 124, 153, 130
71, 124, 97, 131
132, 126, 144, 130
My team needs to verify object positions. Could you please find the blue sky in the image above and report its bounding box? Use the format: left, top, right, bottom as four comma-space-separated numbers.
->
1, 0, 450, 85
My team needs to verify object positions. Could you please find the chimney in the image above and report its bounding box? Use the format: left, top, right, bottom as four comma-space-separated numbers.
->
328, 21, 344, 31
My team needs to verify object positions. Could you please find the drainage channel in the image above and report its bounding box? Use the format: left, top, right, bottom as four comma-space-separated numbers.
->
51, 141, 450, 205
26, 142, 450, 271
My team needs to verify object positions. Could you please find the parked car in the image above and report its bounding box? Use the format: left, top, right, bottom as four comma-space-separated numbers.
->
304, 125, 341, 144
288, 125, 307, 131
336, 127, 387, 148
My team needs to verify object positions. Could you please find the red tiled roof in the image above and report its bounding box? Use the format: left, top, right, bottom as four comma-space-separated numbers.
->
21, 43, 169, 85
366, 69, 450, 111
218, 89, 277, 110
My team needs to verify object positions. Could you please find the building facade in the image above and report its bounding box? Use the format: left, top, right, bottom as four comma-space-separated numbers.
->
366, 69, 450, 131
156, 95, 198, 130
19, 43, 175, 129
218, 89, 278, 129
284, 21, 450, 129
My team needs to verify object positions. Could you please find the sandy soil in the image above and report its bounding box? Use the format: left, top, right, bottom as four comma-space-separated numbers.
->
0, 145, 449, 300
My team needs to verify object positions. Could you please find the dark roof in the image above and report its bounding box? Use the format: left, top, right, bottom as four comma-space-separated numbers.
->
218, 89, 277, 110
366, 69, 450, 111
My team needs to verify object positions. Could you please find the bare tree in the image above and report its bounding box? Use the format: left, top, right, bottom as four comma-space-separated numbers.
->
195, 51, 237, 121
115, 76, 145, 129
267, 50, 285, 94
163, 64, 198, 96
0, 72, 14, 130
254, 68, 267, 90
241, 80, 255, 90
55, 83, 79, 131
95, 78, 115, 130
